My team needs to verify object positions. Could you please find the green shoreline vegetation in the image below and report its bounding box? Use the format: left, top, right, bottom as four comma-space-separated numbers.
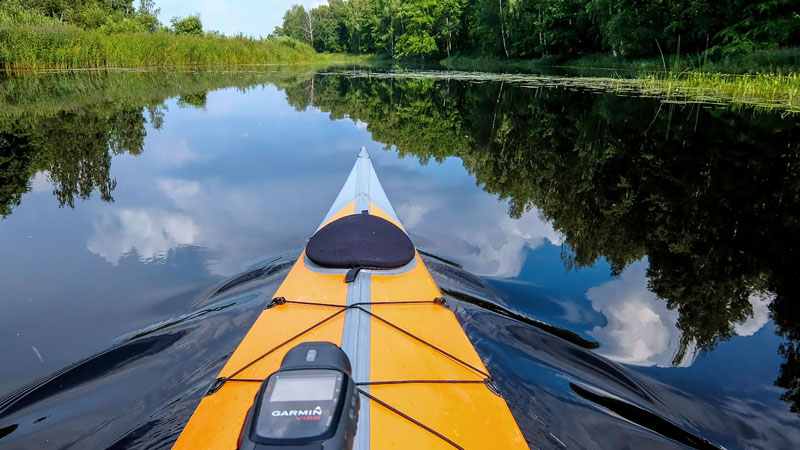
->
0, 1, 367, 69
273, 0, 800, 111
276, 0, 799, 67
1, 0, 799, 111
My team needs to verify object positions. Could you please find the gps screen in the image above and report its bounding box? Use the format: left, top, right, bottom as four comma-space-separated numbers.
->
269, 374, 338, 402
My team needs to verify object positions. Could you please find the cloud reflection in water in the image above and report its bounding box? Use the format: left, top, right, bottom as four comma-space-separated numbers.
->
586, 260, 773, 368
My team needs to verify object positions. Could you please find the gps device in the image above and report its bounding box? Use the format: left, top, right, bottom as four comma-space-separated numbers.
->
238, 342, 359, 450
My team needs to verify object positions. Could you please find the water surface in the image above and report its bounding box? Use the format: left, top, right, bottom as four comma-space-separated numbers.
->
1, 68, 799, 449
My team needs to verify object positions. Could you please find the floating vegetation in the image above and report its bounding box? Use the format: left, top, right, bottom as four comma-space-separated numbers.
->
322, 69, 800, 114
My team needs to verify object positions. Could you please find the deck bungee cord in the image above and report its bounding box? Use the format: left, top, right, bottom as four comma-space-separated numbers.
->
207, 297, 503, 450
173, 149, 527, 450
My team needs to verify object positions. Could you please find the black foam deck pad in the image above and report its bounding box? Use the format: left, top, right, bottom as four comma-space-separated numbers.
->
306, 214, 415, 269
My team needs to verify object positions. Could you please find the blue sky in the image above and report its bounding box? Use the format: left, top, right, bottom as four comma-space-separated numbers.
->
157, 0, 324, 37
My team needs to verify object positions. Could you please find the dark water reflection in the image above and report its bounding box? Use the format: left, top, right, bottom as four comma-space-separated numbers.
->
1, 69, 799, 449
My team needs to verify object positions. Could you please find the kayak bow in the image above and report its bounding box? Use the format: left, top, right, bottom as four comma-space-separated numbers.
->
174, 148, 527, 449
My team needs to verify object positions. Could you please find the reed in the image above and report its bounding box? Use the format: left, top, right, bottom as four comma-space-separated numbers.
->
637, 72, 800, 112
0, 24, 358, 70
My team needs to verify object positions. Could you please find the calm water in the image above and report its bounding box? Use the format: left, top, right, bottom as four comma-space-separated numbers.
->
1, 68, 799, 449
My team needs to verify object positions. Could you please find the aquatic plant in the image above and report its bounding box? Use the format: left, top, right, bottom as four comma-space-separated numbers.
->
325, 69, 800, 113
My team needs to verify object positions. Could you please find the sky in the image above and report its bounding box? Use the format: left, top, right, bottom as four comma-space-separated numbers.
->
156, 0, 325, 37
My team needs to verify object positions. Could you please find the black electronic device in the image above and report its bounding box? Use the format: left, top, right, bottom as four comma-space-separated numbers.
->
237, 342, 359, 450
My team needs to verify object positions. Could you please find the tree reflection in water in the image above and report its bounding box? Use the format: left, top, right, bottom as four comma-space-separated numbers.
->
1, 69, 798, 415
280, 73, 800, 413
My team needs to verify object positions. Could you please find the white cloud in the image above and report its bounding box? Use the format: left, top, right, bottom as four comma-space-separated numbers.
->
158, 178, 201, 202
733, 292, 775, 336
465, 211, 564, 278
395, 204, 430, 228
30, 172, 52, 193
87, 208, 199, 265
586, 261, 691, 367
585, 261, 774, 368
89, 162, 563, 279
87, 175, 328, 276
395, 188, 562, 278
152, 139, 197, 167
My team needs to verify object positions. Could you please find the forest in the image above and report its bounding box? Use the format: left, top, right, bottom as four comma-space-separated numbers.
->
276, 0, 800, 64
3, 0, 798, 71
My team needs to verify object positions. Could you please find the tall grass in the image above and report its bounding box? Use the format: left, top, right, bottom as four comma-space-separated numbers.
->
637, 72, 800, 112
0, 24, 356, 69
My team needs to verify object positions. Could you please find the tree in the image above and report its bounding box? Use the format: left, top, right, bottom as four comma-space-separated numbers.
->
170, 14, 202, 35
466, 0, 505, 55
278, 0, 798, 61
304, 8, 316, 45
135, 0, 160, 31
281, 5, 311, 43
712, 0, 800, 56
345, 0, 369, 53
397, 0, 440, 57
312, 1, 348, 52
367, 0, 402, 57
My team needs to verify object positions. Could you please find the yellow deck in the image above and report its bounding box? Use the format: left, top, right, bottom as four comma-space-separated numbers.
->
174, 201, 528, 449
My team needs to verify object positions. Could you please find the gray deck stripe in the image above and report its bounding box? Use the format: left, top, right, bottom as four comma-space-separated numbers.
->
355, 147, 371, 214
342, 273, 371, 450
344, 147, 374, 450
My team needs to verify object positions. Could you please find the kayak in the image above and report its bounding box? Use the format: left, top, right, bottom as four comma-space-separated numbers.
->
174, 148, 527, 449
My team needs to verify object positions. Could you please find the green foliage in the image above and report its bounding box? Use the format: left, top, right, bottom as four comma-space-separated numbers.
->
277, 0, 799, 63
397, 0, 439, 57
465, 0, 504, 56
0, 0, 148, 29
176, 92, 207, 109
713, 0, 800, 57
279, 5, 311, 44
170, 14, 202, 35
0, 1, 62, 26
361, 0, 400, 57
3, 0, 800, 63
99, 15, 148, 33
312, 1, 348, 53
0, 1, 364, 69
0, 23, 339, 69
